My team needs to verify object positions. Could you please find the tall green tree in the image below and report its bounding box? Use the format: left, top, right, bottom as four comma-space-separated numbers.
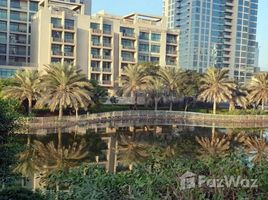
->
36, 64, 92, 120
178, 70, 201, 111
229, 84, 248, 111
198, 67, 235, 114
120, 64, 150, 109
158, 67, 182, 110
248, 72, 268, 110
2, 70, 39, 115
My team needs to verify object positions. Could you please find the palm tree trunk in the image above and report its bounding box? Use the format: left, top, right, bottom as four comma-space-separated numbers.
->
229, 101, 235, 112
154, 98, 158, 111
75, 108, 79, 120
28, 97, 32, 115
134, 92, 138, 110
262, 101, 265, 111
129, 163, 133, 171
57, 128, 62, 149
213, 100, 217, 115
59, 104, 63, 120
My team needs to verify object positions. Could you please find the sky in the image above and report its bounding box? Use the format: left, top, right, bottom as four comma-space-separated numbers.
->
92, 0, 268, 71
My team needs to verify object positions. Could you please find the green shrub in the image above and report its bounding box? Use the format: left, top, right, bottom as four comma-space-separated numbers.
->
0, 187, 45, 200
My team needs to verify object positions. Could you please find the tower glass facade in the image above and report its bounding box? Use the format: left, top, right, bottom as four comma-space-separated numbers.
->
164, 0, 259, 82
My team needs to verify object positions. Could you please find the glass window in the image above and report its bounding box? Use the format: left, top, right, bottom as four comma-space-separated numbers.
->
65, 19, 74, 30
90, 23, 100, 30
0, 33, 6, 44
30, 1, 38, 12
0, 21, 6, 31
0, 0, 7, 7
51, 18, 62, 28
139, 32, 149, 40
151, 45, 160, 53
151, 33, 161, 41
139, 43, 149, 52
0, 9, 7, 19
103, 24, 111, 34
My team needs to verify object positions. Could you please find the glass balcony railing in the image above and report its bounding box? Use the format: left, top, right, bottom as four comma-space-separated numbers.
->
91, 67, 100, 72
103, 43, 111, 47
102, 80, 111, 85
64, 52, 74, 57
122, 32, 135, 38
103, 55, 111, 60
122, 57, 135, 62
64, 38, 74, 43
52, 51, 62, 56
122, 45, 135, 50
53, 37, 63, 42
103, 68, 111, 72
91, 54, 101, 59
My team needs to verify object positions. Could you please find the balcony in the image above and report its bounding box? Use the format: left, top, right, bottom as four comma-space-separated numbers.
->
122, 45, 135, 51
103, 55, 111, 60
10, 28, 27, 33
166, 51, 177, 56
10, 16, 27, 22
52, 24, 63, 29
122, 32, 135, 39
91, 67, 101, 72
102, 80, 112, 85
103, 30, 112, 35
52, 51, 62, 56
91, 42, 101, 47
166, 61, 177, 66
103, 68, 112, 72
52, 37, 63, 43
103, 43, 112, 48
91, 54, 101, 59
167, 39, 177, 45
122, 57, 135, 62
10, 40, 27, 44
92, 29, 102, 34
64, 25, 74, 31
64, 38, 74, 43
64, 52, 74, 57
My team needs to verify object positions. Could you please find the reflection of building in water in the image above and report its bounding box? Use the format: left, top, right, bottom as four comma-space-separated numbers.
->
20, 124, 187, 189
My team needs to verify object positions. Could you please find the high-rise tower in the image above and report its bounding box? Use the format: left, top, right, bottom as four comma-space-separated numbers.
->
164, 0, 259, 82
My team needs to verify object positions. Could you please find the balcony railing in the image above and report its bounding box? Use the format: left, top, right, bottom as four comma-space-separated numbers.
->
92, 42, 101, 46
64, 25, 74, 30
103, 55, 111, 60
91, 54, 101, 59
103, 43, 111, 47
122, 33, 135, 38
166, 51, 177, 55
91, 67, 100, 72
64, 38, 74, 43
52, 51, 62, 56
64, 52, 74, 57
167, 39, 177, 44
92, 29, 102, 34
122, 45, 135, 50
103, 30, 112, 35
122, 57, 135, 62
52, 24, 63, 29
166, 61, 177, 65
52, 37, 63, 42
103, 68, 112, 72
10, 28, 27, 33
102, 80, 112, 85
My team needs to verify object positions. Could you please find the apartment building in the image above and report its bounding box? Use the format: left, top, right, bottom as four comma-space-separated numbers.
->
31, 9, 179, 90
0, 0, 91, 78
163, 0, 259, 83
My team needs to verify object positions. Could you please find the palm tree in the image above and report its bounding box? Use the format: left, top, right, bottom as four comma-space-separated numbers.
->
248, 72, 268, 110
36, 64, 92, 120
198, 67, 235, 114
120, 64, 150, 109
195, 129, 230, 160
229, 84, 248, 111
2, 70, 39, 115
147, 78, 164, 110
117, 134, 149, 170
158, 67, 182, 110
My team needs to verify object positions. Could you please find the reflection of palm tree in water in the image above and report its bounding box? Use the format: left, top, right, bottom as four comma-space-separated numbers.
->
13, 135, 40, 178
195, 126, 230, 159
117, 134, 149, 170
242, 130, 268, 164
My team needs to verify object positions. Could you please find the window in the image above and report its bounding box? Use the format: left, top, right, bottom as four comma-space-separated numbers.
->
139, 32, 149, 40
65, 19, 74, 30
0, 44, 6, 53
139, 43, 149, 52
30, 1, 38, 12
0, 21, 6, 31
90, 23, 100, 30
0, 0, 7, 7
0, 33, 6, 44
120, 27, 134, 37
151, 45, 160, 53
51, 18, 62, 28
151, 33, 161, 41
103, 24, 111, 34
0, 9, 7, 19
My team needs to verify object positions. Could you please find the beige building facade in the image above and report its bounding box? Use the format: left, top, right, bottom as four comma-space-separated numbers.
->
31, 7, 179, 90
